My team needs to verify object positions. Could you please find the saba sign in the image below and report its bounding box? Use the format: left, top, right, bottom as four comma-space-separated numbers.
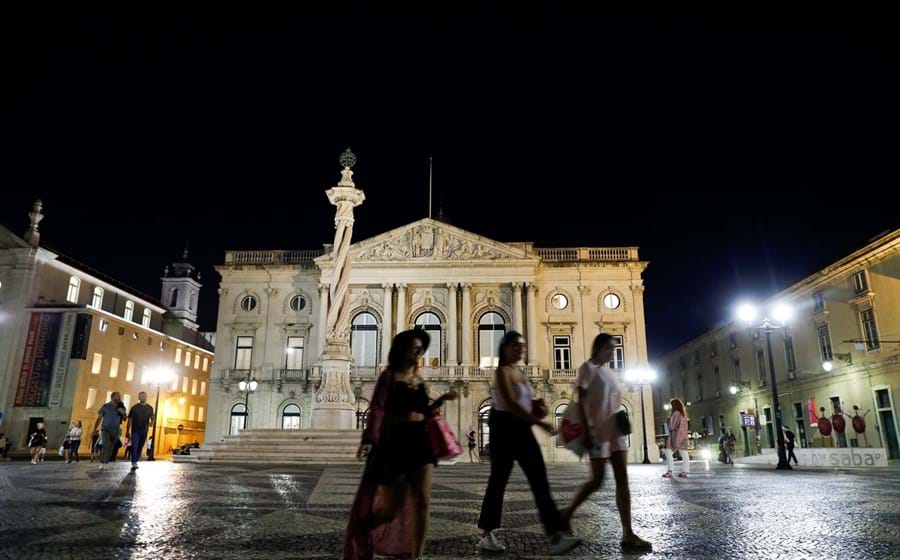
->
801, 448, 887, 468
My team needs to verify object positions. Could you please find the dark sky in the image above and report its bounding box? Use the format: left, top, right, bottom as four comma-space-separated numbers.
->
2, 13, 898, 359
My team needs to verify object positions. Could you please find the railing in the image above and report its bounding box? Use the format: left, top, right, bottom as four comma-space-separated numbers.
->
225, 249, 325, 266
350, 366, 379, 381
548, 368, 578, 381
223, 369, 251, 381
277, 369, 306, 382
537, 247, 639, 262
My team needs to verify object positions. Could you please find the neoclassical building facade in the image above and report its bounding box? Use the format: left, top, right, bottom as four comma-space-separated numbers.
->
206, 217, 657, 463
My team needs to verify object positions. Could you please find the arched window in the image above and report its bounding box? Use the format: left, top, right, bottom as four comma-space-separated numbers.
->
478, 312, 506, 368
282, 404, 301, 430
479, 400, 493, 458
170, 288, 179, 308
142, 308, 152, 328
230, 403, 247, 434
351, 312, 378, 367
414, 312, 442, 367
124, 300, 134, 322
91, 286, 104, 309
67, 276, 81, 303
555, 403, 569, 448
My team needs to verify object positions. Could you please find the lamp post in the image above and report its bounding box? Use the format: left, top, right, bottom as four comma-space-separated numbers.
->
736, 302, 793, 470
729, 380, 761, 455
624, 368, 657, 465
238, 376, 258, 431
147, 367, 174, 461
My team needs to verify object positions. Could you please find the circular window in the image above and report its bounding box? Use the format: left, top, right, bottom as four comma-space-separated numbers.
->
550, 293, 569, 310
290, 295, 306, 312
603, 293, 621, 310
240, 295, 257, 312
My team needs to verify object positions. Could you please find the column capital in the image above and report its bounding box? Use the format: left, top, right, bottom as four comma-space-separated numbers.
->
318, 283, 330, 292
461, 283, 472, 290
512, 282, 523, 292
446, 282, 460, 290
396, 283, 408, 290
630, 284, 645, 294
525, 281, 536, 291
382, 283, 394, 290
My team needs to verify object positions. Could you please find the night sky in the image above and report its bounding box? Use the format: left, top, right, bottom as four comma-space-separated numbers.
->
2, 13, 898, 360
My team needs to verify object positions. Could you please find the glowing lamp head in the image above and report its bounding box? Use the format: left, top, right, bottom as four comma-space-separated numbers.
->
737, 303, 758, 324
772, 303, 793, 324
729, 385, 739, 395
822, 361, 834, 372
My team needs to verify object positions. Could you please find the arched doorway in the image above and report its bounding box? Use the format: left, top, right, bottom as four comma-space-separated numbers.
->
414, 312, 443, 367
478, 312, 506, 368
479, 400, 493, 458
230, 403, 247, 434
281, 403, 301, 430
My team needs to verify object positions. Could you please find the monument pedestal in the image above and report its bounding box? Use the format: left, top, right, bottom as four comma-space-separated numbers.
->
311, 351, 356, 430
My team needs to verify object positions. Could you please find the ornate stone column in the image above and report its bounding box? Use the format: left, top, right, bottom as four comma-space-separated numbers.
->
461, 283, 473, 366
317, 283, 329, 360
512, 282, 524, 333
381, 283, 394, 364
447, 283, 459, 366
312, 149, 366, 430
525, 282, 538, 365
395, 284, 408, 333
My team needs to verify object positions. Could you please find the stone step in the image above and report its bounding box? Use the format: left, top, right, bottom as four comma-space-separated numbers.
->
178, 428, 363, 464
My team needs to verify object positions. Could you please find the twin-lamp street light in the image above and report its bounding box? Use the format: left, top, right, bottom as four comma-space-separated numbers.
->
238, 377, 258, 431
146, 366, 175, 461
735, 301, 793, 470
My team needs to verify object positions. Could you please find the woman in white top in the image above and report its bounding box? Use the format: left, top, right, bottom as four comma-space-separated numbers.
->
477, 331, 581, 556
561, 333, 651, 552
64, 421, 83, 464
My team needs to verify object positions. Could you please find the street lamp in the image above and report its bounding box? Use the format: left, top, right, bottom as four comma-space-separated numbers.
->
624, 367, 657, 465
147, 367, 175, 461
735, 301, 793, 470
238, 376, 258, 431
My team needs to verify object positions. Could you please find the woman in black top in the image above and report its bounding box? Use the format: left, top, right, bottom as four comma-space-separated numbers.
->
345, 329, 458, 560
29, 422, 47, 465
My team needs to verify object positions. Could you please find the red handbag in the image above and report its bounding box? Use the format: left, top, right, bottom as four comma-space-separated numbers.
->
428, 412, 462, 460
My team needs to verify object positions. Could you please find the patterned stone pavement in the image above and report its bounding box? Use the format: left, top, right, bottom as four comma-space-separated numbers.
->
1, 459, 900, 559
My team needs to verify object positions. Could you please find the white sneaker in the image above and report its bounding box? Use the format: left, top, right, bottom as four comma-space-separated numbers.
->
98, 465, 105, 470
549, 532, 582, 555
478, 530, 506, 553
31, 459, 36, 465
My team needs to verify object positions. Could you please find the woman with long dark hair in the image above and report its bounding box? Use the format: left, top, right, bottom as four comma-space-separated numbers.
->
477, 330, 581, 555
344, 329, 458, 560
561, 333, 651, 551
663, 398, 690, 478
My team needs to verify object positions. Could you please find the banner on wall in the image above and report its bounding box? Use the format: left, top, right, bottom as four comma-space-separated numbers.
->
48, 312, 76, 407
14, 312, 63, 407
808, 398, 819, 427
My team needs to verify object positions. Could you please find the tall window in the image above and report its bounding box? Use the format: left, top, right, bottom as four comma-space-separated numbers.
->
784, 333, 797, 371
191, 379, 198, 395
175, 348, 182, 364
713, 366, 721, 396
126, 362, 135, 381
198, 406, 205, 423
185, 351, 192, 366
86, 387, 97, 409
414, 312, 442, 367
478, 312, 506, 368
189, 405, 196, 421
817, 324, 833, 362
202, 357, 209, 372
142, 308, 152, 328
813, 291, 825, 312
230, 403, 247, 434
235, 336, 253, 370
696, 372, 703, 401
282, 404, 301, 430
124, 300, 134, 322
733, 358, 742, 382
91, 286, 104, 309
200, 381, 206, 396
861, 309, 880, 350
553, 336, 571, 369
610, 335, 625, 370
67, 276, 81, 303
729, 332, 738, 349
350, 313, 378, 367
91, 353, 103, 374
170, 288, 179, 307
755, 349, 767, 386
194, 354, 200, 369
109, 358, 119, 378
286, 336, 305, 369
853, 270, 869, 294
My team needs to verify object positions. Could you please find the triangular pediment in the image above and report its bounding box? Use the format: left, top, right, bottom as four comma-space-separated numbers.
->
0, 223, 31, 249
316, 219, 537, 264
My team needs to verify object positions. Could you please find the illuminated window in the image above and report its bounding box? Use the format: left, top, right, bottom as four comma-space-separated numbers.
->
91, 353, 103, 374
91, 287, 104, 309
142, 309, 151, 328
175, 348, 182, 363
124, 300, 134, 322
86, 387, 97, 409
67, 276, 81, 303
126, 362, 135, 381
109, 358, 119, 378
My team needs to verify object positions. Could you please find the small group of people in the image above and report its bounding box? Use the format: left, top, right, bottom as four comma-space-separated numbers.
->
91, 391, 155, 471
343, 330, 651, 559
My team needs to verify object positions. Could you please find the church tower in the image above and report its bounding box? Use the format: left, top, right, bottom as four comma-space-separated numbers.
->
161, 245, 202, 332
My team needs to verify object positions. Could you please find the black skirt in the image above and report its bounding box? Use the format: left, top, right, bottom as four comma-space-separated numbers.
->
365, 419, 435, 484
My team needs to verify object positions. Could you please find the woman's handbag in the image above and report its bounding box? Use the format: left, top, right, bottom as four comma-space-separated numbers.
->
427, 412, 463, 460
560, 400, 589, 457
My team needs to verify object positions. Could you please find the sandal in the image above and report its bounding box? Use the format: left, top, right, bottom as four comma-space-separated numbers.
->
662, 471, 673, 478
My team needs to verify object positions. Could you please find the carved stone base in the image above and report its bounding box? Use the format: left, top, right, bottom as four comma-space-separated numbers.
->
311, 354, 355, 430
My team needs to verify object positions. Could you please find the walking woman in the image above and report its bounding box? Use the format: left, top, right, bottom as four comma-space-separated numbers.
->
29, 422, 47, 465
64, 421, 83, 464
466, 428, 478, 463
663, 398, 690, 478
561, 333, 651, 552
344, 329, 458, 560
477, 331, 580, 555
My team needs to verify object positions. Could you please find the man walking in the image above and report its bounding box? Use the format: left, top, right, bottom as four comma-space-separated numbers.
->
92, 392, 123, 470
126, 392, 154, 471
783, 426, 799, 466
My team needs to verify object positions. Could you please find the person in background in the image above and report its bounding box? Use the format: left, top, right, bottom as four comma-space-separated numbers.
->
663, 399, 690, 478
783, 426, 799, 466
467, 428, 478, 463
91, 392, 123, 470
29, 422, 47, 465
64, 421, 83, 464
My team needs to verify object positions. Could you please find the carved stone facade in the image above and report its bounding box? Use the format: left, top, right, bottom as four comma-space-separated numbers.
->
206, 218, 656, 463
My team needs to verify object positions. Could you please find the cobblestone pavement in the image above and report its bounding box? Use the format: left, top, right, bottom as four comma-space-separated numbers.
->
2, 460, 900, 559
